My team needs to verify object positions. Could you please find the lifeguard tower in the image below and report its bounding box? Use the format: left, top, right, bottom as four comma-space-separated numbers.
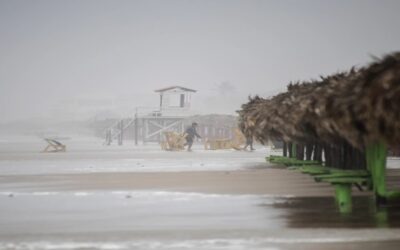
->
105, 86, 196, 145
156, 86, 195, 116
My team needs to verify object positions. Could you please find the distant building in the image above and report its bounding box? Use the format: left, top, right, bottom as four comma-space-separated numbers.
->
105, 85, 197, 145
154, 86, 196, 116
103, 86, 238, 145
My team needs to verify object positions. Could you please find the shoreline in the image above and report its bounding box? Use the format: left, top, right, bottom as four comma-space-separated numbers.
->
0, 168, 365, 197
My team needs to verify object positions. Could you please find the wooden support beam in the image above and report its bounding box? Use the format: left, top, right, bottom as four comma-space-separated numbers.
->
134, 116, 138, 146
366, 141, 388, 205
291, 143, 297, 158
118, 120, 123, 145
334, 184, 352, 213
145, 119, 183, 139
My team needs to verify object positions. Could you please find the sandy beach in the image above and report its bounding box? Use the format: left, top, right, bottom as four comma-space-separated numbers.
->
0, 169, 338, 196
2, 0, 400, 248
1, 138, 400, 250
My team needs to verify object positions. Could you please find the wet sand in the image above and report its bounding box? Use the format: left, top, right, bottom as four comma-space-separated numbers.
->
1, 140, 400, 250
0, 168, 339, 196
2, 168, 400, 250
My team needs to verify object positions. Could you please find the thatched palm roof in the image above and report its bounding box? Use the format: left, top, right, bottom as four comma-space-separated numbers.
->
326, 53, 400, 147
238, 52, 400, 149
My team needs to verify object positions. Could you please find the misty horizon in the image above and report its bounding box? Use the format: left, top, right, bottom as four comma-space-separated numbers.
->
1, 0, 400, 123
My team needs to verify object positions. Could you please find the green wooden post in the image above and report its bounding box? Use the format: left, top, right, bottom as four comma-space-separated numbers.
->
375, 208, 389, 228
292, 143, 297, 159
366, 141, 387, 205
334, 184, 352, 213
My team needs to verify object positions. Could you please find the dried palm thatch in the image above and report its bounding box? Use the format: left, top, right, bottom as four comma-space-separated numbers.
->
326, 53, 400, 148
239, 52, 400, 169
239, 52, 400, 148
238, 96, 270, 142
238, 52, 400, 203
204, 128, 246, 150
161, 131, 186, 151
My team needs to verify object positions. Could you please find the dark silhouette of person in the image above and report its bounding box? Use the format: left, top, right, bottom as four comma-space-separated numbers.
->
184, 122, 201, 151
243, 134, 255, 151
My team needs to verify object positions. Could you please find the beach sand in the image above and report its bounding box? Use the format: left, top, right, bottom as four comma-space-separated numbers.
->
0, 168, 338, 196
1, 139, 400, 250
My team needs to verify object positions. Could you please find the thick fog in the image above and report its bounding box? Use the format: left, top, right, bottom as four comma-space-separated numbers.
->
1, 0, 400, 124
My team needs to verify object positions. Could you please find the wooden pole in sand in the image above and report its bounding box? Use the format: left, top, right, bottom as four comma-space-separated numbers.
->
134, 114, 138, 146
366, 141, 388, 205
291, 143, 297, 159
283, 142, 288, 157
118, 120, 123, 146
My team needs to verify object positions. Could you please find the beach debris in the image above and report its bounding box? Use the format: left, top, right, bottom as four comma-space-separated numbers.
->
161, 131, 186, 151
41, 138, 66, 153
204, 128, 246, 150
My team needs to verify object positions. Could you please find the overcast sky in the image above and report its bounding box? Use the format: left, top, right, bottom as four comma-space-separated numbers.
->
1, 0, 399, 122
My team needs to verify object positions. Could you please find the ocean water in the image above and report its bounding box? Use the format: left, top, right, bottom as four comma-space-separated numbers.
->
1, 191, 400, 250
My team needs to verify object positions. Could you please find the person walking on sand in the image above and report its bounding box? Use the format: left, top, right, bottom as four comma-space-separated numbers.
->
243, 133, 255, 151
184, 122, 201, 152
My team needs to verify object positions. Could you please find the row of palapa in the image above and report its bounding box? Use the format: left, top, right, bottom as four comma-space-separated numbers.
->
238, 52, 400, 206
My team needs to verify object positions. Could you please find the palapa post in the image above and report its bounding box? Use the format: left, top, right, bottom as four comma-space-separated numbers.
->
238, 52, 400, 210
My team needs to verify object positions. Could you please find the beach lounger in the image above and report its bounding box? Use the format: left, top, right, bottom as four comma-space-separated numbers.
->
42, 138, 66, 153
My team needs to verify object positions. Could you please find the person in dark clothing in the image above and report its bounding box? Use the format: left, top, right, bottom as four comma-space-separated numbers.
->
184, 122, 201, 151
243, 134, 255, 151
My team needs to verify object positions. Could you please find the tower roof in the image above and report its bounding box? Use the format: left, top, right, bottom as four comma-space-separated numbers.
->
154, 86, 197, 93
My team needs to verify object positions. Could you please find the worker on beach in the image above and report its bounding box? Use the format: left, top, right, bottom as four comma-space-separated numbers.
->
243, 133, 255, 151
184, 122, 201, 151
